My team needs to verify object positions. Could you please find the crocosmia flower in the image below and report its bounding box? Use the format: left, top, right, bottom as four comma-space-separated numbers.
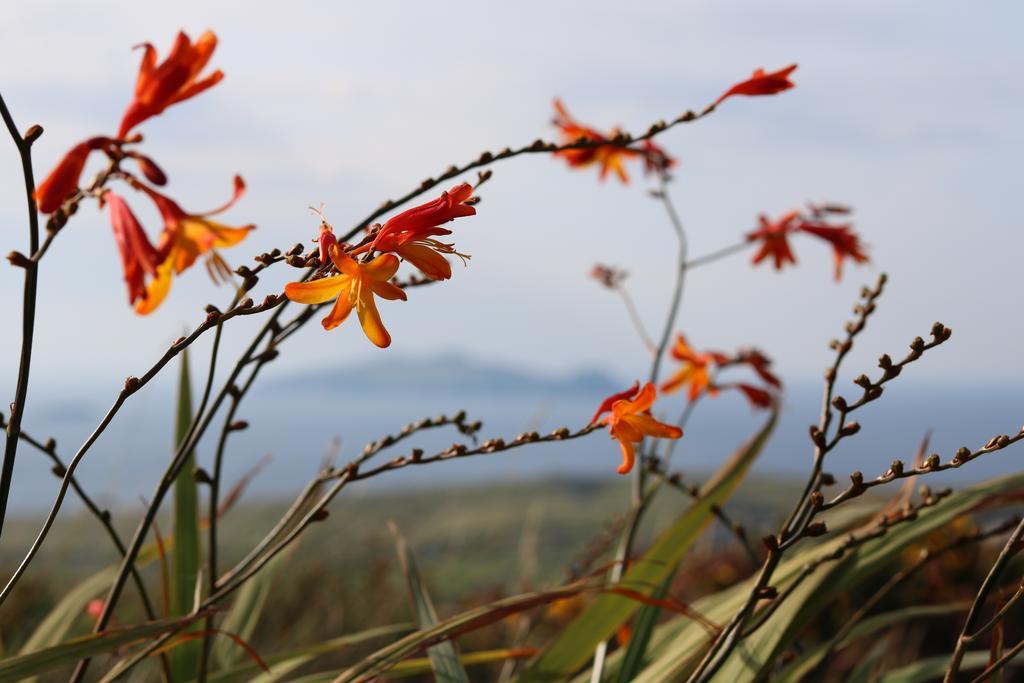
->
746, 211, 801, 271
591, 382, 682, 474
798, 222, 869, 281
284, 246, 407, 348
135, 176, 254, 315
34, 137, 113, 213
118, 30, 224, 138
104, 191, 160, 306
662, 335, 780, 409
552, 99, 674, 184
713, 64, 797, 108
661, 334, 728, 400
368, 183, 476, 280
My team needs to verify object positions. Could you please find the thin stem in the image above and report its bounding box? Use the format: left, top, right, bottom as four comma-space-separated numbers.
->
945, 516, 1024, 683
69, 300, 291, 683
616, 287, 656, 356
592, 175, 689, 680
0, 92, 41, 538
0, 295, 283, 609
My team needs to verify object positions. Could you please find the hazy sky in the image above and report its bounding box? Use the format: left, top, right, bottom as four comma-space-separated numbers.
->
2, 0, 1023, 405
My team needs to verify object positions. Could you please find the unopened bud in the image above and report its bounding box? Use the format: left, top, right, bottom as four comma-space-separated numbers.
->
805, 522, 828, 537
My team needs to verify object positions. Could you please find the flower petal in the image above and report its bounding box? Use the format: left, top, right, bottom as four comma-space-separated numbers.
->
285, 275, 348, 305
356, 286, 392, 348
321, 289, 355, 330
397, 243, 452, 280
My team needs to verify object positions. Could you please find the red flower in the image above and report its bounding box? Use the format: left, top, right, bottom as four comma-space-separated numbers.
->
118, 30, 224, 138
368, 183, 476, 280
590, 264, 628, 289
730, 383, 774, 409
732, 348, 782, 389
104, 191, 160, 306
34, 137, 113, 214
592, 382, 682, 474
713, 64, 797, 108
746, 211, 801, 271
798, 222, 869, 281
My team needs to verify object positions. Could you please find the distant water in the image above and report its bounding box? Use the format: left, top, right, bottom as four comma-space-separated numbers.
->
3, 358, 1022, 514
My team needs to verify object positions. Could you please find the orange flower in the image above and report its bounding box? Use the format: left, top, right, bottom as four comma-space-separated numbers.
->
104, 191, 160, 307
552, 99, 674, 184
592, 382, 682, 474
34, 137, 113, 213
798, 222, 869, 281
368, 183, 476, 280
661, 334, 728, 400
713, 64, 797, 108
135, 176, 253, 315
118, 30, 224, 138
284, 246, 407, 348
746, 211, 801, 271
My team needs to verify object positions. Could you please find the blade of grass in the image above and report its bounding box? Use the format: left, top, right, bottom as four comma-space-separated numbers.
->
0, 614, 206, 680
172, 349, 201, 681
390, 521, 471, 683
519, 407, 777, 681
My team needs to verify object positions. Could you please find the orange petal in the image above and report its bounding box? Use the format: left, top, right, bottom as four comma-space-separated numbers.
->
321, 289, 355, 330
329, 245, 361, 277
135, 260, 174, 315
284, 275, 347, 305
356, 288, 391, 348
397, 243, 452, 280
367, 278, 408, 301
616, 438, 636, 475
623, 414, 683, 440
363, 252, 401, 281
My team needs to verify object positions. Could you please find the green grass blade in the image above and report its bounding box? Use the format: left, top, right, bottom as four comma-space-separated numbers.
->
171, 349, 201, 681
629, 471, 1024, 683
391, 522, 471, 683
0, 615, 203, 680
334, 584, 588, 682
519, 407, 777, 681
203, 623, 411, 683
876, 650, 1023, 683
616, 571, 673, 683
774, 603, 967, 683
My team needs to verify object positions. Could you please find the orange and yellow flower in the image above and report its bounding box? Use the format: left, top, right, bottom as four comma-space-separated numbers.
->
284, 246, 407, 348
661, 334, 728, 400
367, 183, 476, 280
135, 176, 254, 314
591, 382, 682, 475
713, 64, 798, 108
118, 30, 224, 138
552, 99, 674, 184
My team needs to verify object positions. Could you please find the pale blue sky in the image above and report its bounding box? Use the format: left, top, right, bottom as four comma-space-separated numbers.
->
2, 0, 1023, 405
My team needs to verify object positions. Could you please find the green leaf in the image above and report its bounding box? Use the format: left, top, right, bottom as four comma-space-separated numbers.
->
171, 348, 201, 681
876, 650, 1024, 683
391, 522, 471, 683
520, 408, 777, 681
616, 571, 673, 683
0, 615, 203, 680
212, 550, 286, 670
774, 603, 967, 683
627, 471, 1024, 683
336, 584, 589, 682
203, 623, 411, 683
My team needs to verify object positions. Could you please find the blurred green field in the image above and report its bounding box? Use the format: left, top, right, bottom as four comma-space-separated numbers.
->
0, 476, 801, 675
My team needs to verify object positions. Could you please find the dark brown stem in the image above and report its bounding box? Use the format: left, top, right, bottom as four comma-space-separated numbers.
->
0, 92, 41, 538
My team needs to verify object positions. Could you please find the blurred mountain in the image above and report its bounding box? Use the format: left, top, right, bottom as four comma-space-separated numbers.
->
274, 351, 622, 396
